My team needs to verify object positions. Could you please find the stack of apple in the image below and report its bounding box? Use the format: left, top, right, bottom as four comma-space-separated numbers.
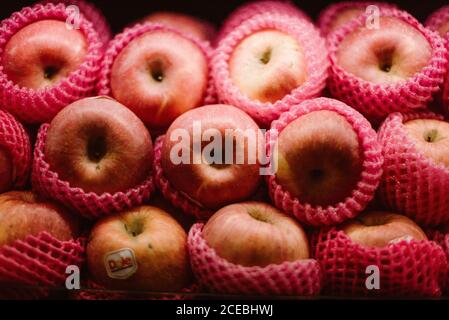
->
1, 0, 449, 299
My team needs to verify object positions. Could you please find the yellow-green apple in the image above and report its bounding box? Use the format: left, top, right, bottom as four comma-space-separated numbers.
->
203, 202, 310, 267
404, 119, 449, 168
110, 29, 209, 131
143, 11, 215, 42
229, 30, 307, 103
341, 211, 428, 248
0, 148, 13, 193
3, 20, 87, 90
336, 17, 431, 84
275, 110, 363, 207
0, 191, 79, 246
45, 96, 153, 195
161, 104, 262, 210
87, 206, 192, 291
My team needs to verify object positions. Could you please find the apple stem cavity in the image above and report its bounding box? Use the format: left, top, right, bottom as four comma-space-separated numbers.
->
309, 168, 325, 181
424, 129, 439, 143
124, 220, 144, 237
87, 136, 107, 163
376, 48, 395, 73
43, 66, 59, 80
259, 48, 272, 65
248, 209, 270, 223
148, 60, 165, 82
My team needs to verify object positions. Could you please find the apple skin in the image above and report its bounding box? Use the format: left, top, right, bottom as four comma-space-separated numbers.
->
229, 30, 307, 103
0, 191, 79, 247
336, 16, 432, 84
87, 206, 192, 292
203, 202, 310, 267
0, 147, 13, 193
2, 19, 87, 90
341, 211, 428, 248
45, 96, 153, 195
275, 110, 363, 207
436, 21, 449, 37
404, 119, 449, 168
328, 7, 365, 34
161, 104, 262, 210
143, 11, 214, 42
110, 30, 209, 131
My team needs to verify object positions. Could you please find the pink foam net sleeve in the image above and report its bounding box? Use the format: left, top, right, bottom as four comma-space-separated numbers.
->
311, 228, 446, 297
378, 112, 449, 226
212, 12, 329, 126
0, 109, 32, 188
188, 223, 322, 296
267, 98, 383, 227
0, 3, 103, 124
32, 124, 155, 220
327, 8, 447, 124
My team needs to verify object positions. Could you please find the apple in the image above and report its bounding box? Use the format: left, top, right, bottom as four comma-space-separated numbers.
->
403, 119, 449, 168
0, 191, 79, 247
328, 7, 366, 34
434, 21, 449, 37
41, 0, 112, 47
2, 19, 87, 90
425, 6, 449, 37
203, 202, 310, 267
0, 148, 13, 194
87, 206, 192, 291
275, 110, 363, 207
109, 29, 209, 131
319, 2, 397, 36
336, 16, 432, 84
45, 96, 153, 195
161, 104, 262, 210
341, 211, 428, 248
143, 11, 215, 42
229, 29, 307, 103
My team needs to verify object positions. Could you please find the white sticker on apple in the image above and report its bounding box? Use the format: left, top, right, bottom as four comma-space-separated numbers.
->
104, 248, 138, 280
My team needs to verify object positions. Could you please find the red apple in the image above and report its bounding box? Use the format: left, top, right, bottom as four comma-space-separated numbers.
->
110, 29, 209, 131
336, 16, 431, 84
143, 11, 215, 42
425, 6, 449, 37
2, 20, 88, 90
318, 2, 397, 36
404, 119, 449, 168
275, 110, 363, 207
436, 22, 449, 37
329, 7, 366, 34
161, 104, 262, 210
0, 148, 13, 193
229, 30, 307, 103
203, 202, 310, 267
0, 191, 79, 246
87, 206, 192, 291
341, 211, 428, 248
45, 96, 153, 195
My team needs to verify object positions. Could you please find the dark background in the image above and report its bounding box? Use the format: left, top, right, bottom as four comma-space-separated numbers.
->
1, 0, 448, 34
